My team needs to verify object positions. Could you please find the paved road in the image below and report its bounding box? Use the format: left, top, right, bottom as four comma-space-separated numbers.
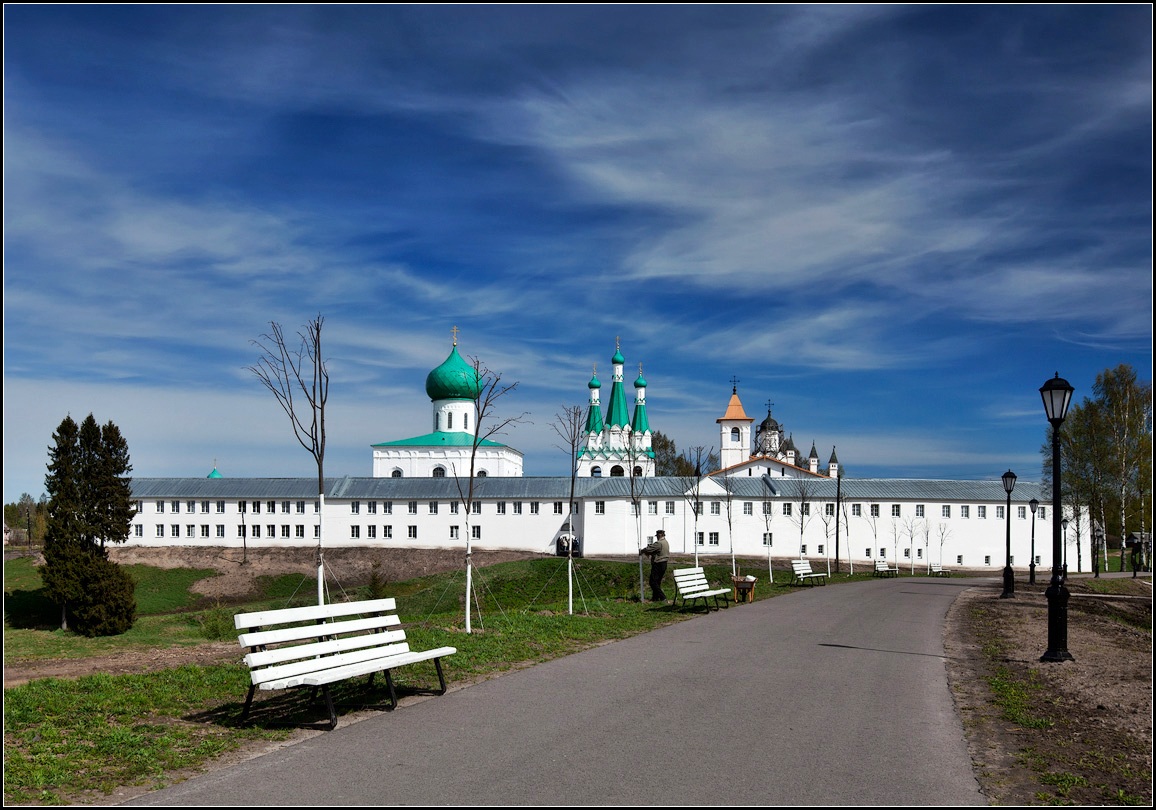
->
128, 576, 990, 806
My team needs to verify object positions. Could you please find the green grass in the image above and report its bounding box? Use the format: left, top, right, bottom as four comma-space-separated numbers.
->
1, 553, 903, 805
4, 665, 288, 805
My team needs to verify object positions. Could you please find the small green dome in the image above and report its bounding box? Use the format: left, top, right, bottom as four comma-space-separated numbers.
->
207, 467, 223, 479
612, 348, 624, 365
589, 373, 602, 390
634, 372, 647, 388
425, 345, 482, 401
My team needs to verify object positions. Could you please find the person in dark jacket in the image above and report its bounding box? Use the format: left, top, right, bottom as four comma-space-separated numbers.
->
640, 529, 670, 602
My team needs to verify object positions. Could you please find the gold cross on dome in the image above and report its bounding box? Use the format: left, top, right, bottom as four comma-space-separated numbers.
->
451, 325, 459, 346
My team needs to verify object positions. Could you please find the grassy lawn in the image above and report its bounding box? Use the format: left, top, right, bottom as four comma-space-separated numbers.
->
2, 553, 900, 805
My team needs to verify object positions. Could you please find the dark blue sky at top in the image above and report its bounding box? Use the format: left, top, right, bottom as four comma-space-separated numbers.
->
3, 4, 1151, 503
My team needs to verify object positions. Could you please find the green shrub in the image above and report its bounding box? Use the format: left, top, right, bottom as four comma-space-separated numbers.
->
195, 603, 238, 641
69, 557, 137, 637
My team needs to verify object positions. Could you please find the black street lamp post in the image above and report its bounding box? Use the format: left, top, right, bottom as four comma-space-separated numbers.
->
1029, 498, 1039, 585
1001, 469, 1017, 598
1040, 373, 1075, 662
1062, 518, 1069, 580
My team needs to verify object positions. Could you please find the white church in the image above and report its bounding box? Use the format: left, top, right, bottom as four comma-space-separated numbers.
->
125, 333, 1090, 573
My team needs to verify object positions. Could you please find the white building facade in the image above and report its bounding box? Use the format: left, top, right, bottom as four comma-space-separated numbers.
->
122, 334, 1090, 572
125, 474, 1086, 572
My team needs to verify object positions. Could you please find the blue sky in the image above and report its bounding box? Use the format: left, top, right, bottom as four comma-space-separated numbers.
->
3, 5, 1152, 505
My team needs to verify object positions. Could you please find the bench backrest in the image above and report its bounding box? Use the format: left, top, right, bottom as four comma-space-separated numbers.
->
673, 567, 715, 595
235, 598, 409, 687
792, 560, 814, 575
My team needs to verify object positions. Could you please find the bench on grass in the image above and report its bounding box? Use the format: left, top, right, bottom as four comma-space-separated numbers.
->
930, 563, 949, 576
790, 559, 829, 586
673, 567, 732, 611
874, 559, 900, 577
234, 597, 456, 730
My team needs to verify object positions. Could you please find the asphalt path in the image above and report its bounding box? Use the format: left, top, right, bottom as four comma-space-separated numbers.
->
127, 575, 991, 806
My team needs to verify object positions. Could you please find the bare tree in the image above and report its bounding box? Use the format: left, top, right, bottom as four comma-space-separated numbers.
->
721, 466, 737, 576
624, 436, 650, 601
818, 498, 837, 575
937, 522, 953, 567
900, 515, 923, 573
761, 477, 777, 582
679, 446, 712, 567
249, 315, 328, 603
550, 405, 584, 614
451, 354, 527, 634
782, 477, 815, 558
860, 503, 881, 562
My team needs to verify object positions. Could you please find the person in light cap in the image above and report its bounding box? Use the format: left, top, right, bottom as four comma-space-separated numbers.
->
639, 529, 670, 602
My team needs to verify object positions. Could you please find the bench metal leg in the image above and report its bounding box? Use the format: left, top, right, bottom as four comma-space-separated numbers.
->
383, 670, 399, 710
433, 657, 449, 696
240, 684, 257, 722
321, 685, 338, 730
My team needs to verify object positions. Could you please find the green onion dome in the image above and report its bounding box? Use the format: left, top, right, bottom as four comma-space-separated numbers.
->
425, 344, 482, 401
589, 372, 602, 390
612, 347, 625, 365
634, 371, 647, 388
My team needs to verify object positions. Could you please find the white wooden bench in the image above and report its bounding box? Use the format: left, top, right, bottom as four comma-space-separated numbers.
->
873, 559, 900, 577
673, 567, 732, 611
235, 597, 456, 729
929, 563, 949, 576
790, 559, 829, 586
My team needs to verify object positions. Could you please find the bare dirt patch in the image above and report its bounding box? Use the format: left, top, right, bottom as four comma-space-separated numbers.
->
944, 575, 1152, 805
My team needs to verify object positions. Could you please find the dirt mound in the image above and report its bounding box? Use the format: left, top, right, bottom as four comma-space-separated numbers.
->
107, 545, 540, 600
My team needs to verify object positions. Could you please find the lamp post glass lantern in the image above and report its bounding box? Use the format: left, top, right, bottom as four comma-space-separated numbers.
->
1001, 469, 1017, 598
1029, 498, 1039, 585
1040, 373, 1075, 663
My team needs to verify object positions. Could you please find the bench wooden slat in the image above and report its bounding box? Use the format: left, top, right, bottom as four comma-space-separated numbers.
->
249, 640, 414, 687
238, 613, 401, 648
245, 628, 409, 669
293, 646, 458, 690
235, 597, 398, 630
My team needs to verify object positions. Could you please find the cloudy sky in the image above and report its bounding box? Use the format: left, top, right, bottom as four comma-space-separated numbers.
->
3, 5, 1152, 504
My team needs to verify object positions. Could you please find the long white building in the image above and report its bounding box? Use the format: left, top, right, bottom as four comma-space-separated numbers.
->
124, 335, 1091, 572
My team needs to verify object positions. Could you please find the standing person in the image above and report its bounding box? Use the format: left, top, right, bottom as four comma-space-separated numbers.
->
640, 529, 670, 602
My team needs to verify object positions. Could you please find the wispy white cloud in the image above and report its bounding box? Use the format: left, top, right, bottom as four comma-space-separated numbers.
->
3, 5, 1149, 505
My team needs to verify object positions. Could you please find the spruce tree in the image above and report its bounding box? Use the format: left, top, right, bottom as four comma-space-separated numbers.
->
41, 415, 86, 630
40, 413, 137, 635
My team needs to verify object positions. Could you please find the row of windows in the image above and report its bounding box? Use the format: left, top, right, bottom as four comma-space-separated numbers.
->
352, 501, 568, 515
149, 500, 318, 515
589, 465, 645, 477
148, 524, 319, 539
594, 501, 1048, 520
144, 522, 501, 541
349, 525, 482, 540
145, 499, 1046, 520
395, 468, 488, 478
